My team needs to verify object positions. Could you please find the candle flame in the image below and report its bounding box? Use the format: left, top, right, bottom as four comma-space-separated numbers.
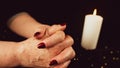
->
93, 9, 97, 15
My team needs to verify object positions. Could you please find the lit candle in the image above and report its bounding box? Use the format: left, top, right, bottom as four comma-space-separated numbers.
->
81, 9, 103, 50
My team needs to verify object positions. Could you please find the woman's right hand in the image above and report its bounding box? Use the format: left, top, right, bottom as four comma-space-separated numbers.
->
16, 30, 75, 68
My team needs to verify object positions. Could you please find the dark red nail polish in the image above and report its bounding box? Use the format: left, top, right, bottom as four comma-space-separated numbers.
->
38, 42, 46, 48
34, 32, 41, 39
49, 60, 58, 66
60, 23, 66, 26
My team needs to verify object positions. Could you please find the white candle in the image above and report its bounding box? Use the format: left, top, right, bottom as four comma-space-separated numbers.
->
81, 9, 103, 50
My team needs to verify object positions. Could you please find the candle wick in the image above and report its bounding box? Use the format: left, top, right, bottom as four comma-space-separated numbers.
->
93, 9, 97, 15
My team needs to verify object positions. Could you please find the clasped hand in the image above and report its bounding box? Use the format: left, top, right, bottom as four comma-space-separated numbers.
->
16, 24, 75, 68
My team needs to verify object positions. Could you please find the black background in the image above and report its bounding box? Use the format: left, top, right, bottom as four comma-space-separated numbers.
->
0, 0, 120, 68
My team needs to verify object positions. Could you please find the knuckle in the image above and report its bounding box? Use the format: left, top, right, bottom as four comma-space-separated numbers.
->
56, 31, 65, 41
47, 24, 59, 35
67, 35, 74, 46
72, 50, 76, 58
71, 48, 76, 58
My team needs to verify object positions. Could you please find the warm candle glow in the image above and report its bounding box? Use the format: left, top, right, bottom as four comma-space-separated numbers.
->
93, 9, 97, 15
81, 9, 103, 50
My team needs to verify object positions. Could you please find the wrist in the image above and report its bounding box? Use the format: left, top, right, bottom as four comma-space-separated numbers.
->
11, 42, 21, 67
15, 40, 34, 67
1, 41, 21, 67
15, 41, 25, 66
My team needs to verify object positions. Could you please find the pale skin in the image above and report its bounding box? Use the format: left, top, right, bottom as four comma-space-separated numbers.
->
0, 12, 75, 68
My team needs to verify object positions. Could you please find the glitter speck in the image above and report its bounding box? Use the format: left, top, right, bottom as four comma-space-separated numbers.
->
103, 56, 106, 59
105, 46, 108, 49
110, 51, 113, 54
73, 58, 76, 61
104, 62, 107, 66
113, 57, 116, 60
91, 64, 94, 67
101, 66, 104, 68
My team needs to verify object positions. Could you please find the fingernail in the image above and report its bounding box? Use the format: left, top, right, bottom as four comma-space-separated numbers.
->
49, 60, 58, 66
34, 32, 41, 39
38, 42, 46, 48
60, 23, 66, 26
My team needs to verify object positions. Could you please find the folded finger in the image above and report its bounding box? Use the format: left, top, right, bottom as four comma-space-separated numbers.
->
37, 31, 65, 48
49, 47, 75, 66
47, 23, 66, 36
34, 25, 50, 39
50, 35, 74, 56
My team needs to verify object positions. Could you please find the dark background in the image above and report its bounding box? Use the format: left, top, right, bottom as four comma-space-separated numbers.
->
0, 0, 120, 68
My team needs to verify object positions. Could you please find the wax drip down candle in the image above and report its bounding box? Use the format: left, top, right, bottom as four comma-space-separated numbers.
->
81, 9, 103, 50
